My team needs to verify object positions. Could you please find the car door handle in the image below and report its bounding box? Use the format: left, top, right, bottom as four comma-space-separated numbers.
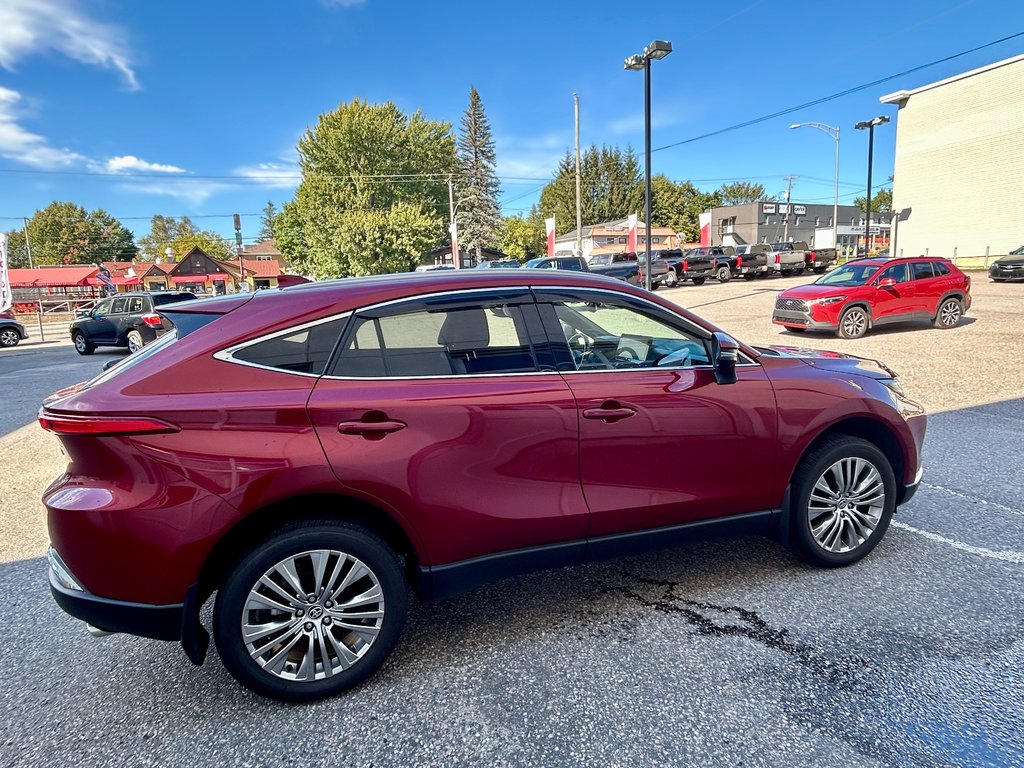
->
337, 419, 407, 437
582, 405, 637, 422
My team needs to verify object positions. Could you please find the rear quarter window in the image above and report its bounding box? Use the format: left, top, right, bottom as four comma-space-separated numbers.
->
229, 318, 348, 375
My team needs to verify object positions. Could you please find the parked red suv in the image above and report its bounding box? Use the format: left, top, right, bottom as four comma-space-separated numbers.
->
42, 271, 926, 701
772, 257, 971, 339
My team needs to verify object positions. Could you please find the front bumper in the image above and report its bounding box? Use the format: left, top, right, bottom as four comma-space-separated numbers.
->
771, 309, 839, 331
900, 463, 924, 505
990, 264, 1024, 281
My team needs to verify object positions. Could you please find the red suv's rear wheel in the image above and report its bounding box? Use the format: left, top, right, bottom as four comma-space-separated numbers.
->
213, 521, 407, 702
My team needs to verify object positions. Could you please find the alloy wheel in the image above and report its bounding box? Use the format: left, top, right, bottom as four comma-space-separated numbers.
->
841, 309, 867, 338
0, 329, 18, 347
939, 300, 961, 327
807, 457, 885, 553
241, 549, 385, 682
74, 335, 87, 353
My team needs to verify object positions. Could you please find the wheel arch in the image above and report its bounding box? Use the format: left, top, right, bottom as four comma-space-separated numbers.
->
197, 492, 425, 602
839, 301, 874, 327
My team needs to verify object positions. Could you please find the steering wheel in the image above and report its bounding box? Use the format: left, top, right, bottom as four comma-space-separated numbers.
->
566, 332, 591, 354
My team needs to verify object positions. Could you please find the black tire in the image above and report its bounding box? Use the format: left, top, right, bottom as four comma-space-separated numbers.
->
814, 267, 828, 274
715, 265, 731, 283
933, 297, 963, 329
0, 328, 20, 348
126, 330, 144, 353
214, 520, 408, 702
788, 435, 896, 567
663, 270, 678, 288
743, 273, 757, 281
794, 266, 805, 276
837, 306, 869, 339
72, 332, 94, 355
692, 277, 706, 286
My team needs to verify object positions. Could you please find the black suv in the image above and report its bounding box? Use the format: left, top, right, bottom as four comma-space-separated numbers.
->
70, 291, 197, 355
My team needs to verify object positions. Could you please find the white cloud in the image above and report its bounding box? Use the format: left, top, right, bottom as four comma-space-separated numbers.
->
105, 155, 185, 174
0, 0, 138, 89
233, 162, 299, 189
607, 111, 681, 135
118, 180, 233, 207
496, 133, 566, 182
0, 86, 84, 167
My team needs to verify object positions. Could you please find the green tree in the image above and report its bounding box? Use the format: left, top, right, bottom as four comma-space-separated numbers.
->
258, 201, 278, 242
498, 214, 543, 261
138, 214, 232, 262
456, 87, 502, 259
2, 229, 29, 268
538, 145, 644, 233
717, 181, 769, 206
854, 188, 892, 213
651, 176, 723, 242
278, 99, 457, 277
17, 202, 136, 265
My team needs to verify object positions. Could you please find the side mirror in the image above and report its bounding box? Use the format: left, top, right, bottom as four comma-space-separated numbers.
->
709, 331, 739, 385
76, 309, 92, 318
878, 277, 897, 288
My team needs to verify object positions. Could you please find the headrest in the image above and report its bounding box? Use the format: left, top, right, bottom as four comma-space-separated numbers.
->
437, 308, 490, 352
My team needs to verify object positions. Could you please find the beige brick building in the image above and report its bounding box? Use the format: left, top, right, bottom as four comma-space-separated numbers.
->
881, 54, 1024, 259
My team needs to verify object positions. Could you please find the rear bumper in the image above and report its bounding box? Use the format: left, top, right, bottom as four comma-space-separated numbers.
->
48, 548, 183, 641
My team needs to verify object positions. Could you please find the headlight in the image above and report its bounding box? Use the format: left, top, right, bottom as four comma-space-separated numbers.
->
812, 295, 846, 305
879, 378, 904, 397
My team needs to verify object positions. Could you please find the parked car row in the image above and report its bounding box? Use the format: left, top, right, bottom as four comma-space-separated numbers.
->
634, 242, 839, 289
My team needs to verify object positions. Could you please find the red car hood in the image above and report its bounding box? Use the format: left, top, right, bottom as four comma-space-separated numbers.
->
778, 283, 853, 300
756, 344, 899, 380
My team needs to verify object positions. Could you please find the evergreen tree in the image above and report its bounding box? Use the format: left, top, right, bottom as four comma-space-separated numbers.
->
258, 201, 278, 242
456, 87, 501, 260
538, 145, 644, 232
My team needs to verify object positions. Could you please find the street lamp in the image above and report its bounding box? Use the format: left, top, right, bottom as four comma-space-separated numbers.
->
790, 122, 840, 254
625, 39, 672, 291
854, 115, 890, 256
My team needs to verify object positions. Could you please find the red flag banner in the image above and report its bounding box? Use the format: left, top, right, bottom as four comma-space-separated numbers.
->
545, 217, 556, 257
627, 214, 638, 253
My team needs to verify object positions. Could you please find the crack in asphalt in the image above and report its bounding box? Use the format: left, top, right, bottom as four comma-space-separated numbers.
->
600, 570, 870, 688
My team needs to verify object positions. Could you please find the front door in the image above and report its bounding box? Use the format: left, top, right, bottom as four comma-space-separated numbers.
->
533, 289, 778, 538
80, 297, 117, 343
872, 262, 913, 321
307, 289, 588, 568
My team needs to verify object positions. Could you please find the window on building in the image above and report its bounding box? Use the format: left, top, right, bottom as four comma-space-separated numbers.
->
232, 318, 348, 375
618, 237, 627, 244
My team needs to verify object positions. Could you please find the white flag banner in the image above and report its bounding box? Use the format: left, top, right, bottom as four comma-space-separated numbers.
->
0, 233, 12, 314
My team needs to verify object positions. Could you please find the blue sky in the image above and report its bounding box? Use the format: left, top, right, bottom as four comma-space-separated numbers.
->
1, 0, 1022, 246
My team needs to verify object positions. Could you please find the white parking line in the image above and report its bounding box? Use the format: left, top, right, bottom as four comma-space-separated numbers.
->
892, 521, 1024, 565
922, 482, 1024, 519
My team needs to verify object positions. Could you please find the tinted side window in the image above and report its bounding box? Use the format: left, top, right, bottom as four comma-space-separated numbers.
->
111, 298, 128, 314
153, 293, 197, 307
911, 262, 935, 280
559, 258, 584, 271
232, 318, 347, 375
127, 297, 145, 313
878, 263, 909, 283
93, 299, 113, 315
332, 302, 538, 378
932, 262, 950, 276
544, 297, 709, 371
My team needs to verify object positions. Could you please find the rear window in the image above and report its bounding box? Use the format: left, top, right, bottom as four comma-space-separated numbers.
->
231, 318, 348, 375
153, 293, 198, 307
932, 261, 950, 276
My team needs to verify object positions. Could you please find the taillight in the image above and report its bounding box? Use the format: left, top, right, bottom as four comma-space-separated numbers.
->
809, 251, 816, 261
775, 253, 781, 265
38, 410, 179, 436
736, 256, 742, 268
141, 313, 163, 328
682, 260, 688, 271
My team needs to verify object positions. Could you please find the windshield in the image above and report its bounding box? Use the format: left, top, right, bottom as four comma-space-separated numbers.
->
523, 258, 549, 268
815, 264, 879, 287
589, 255, 610, 265
1012, 244, 1024, 255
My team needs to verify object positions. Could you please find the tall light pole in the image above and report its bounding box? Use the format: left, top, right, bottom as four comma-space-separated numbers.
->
790, 122, 840, 252
625, 39, 672, 291
854, 115, 890, 256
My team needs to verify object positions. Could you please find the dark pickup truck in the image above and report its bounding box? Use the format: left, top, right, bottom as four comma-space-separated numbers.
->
664, 246, 749, 285
587, 252, 640, 284
804, 247, 838, 273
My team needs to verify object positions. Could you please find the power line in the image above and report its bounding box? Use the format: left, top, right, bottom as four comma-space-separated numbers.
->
653, 30, 1024, 153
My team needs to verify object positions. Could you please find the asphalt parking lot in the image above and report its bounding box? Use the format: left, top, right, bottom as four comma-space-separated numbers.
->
1, 275, 1022, 767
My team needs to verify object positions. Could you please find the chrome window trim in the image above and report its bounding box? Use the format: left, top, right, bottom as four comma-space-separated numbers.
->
214, 311, 352, 378
215, 283, 759, 381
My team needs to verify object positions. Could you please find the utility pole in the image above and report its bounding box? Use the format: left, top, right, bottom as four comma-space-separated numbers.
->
23, 217, 44, 341
233, 213, 246, 292
447, 176, 460, 269
782, 176, 797, 242
574, 93, 582, 258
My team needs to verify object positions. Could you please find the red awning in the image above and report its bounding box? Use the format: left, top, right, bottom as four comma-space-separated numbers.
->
7, 267, 99, 288
170, 273, 231, 283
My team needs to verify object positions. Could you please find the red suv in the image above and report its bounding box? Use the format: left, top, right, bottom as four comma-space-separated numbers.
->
772, 257, 971, 339
42, 271, 926, 701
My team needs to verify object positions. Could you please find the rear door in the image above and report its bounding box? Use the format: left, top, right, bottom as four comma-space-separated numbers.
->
307, 289, 588, 568
908, 261, 938, 314
533, 288, 778, 538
